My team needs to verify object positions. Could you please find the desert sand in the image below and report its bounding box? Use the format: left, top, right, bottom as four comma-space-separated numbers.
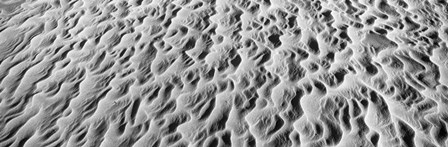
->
1, 0, 448, 146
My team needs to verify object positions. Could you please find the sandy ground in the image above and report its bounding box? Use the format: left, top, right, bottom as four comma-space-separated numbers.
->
1, 0, 448, 146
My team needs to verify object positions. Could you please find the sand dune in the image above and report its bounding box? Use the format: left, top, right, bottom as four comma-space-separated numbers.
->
1, 0, 448, 146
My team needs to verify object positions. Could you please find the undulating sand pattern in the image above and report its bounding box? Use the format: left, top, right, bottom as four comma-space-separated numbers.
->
1, 0, 448, 146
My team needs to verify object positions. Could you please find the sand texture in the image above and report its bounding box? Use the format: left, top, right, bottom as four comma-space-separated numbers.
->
1, 0, 448, 146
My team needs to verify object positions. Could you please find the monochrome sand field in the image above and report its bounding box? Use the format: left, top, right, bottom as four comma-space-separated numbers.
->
1, 0, 448, 146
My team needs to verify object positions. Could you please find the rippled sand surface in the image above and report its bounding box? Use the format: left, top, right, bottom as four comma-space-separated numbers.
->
1, 0, 448, 146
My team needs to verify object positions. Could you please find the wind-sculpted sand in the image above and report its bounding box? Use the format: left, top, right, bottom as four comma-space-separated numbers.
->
1, 0, 448, 146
